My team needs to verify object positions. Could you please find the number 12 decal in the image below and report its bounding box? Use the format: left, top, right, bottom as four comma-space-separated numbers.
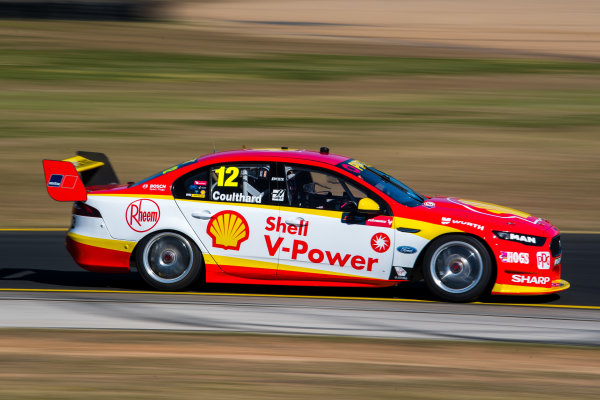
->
214, 166, 239, 187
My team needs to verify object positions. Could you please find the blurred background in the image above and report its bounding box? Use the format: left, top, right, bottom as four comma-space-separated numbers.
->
1, 3, 600, 399
1, 0, 599, 230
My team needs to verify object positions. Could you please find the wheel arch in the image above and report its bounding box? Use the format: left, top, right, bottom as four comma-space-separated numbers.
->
129, 228, 205, 271
412, 232, 497, 285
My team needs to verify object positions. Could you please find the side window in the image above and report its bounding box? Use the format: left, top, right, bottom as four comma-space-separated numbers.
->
284, 165, 376, 211
210, 164, 270, 204
174, 168, 210, 200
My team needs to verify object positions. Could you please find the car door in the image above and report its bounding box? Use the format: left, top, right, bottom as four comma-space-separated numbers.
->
274, 164, 395, 283
173, 162, 280, 279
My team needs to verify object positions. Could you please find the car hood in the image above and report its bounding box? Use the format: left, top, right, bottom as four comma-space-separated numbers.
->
422, 197, 555, 234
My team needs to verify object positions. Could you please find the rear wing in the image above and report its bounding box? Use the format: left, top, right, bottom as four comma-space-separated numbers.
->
43, 151, 119, 202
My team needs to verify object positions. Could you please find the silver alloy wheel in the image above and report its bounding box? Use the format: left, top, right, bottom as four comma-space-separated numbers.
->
429, 241, 484, 294
142, 232, 194, 284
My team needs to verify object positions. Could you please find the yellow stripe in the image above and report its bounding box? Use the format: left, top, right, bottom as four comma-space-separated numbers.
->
561, 230, 600, 234
209, 254, 372, 279
277, 261, 375, 279
3, 228, 600, 235
0, 288, 598, 310
279, 206, 341, 218
0, 228, 66, 231
491, 280, 570, 295
175, 200, 340, 218
177, 199, 280, 211
459, 199, 531, 218
393, 217, 462, 240
210, 255, 279, 271
67, 232, 136, 253
89, 194, 174, 200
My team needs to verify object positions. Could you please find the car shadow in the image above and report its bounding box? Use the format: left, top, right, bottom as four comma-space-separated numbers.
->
0, 267, 566, 305
0, 268, 147, 291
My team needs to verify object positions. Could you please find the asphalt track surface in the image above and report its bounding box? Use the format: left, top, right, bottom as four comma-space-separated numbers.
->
0, 232, 599, 344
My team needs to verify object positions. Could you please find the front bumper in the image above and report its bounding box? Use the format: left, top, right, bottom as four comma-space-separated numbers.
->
491, 279, 570, 295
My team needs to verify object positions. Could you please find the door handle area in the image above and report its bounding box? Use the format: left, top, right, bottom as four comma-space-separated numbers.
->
285, 217, 305, 226
192, 210, 212, 220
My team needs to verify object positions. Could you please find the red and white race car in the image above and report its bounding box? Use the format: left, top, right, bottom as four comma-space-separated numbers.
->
43, 148, 568, 302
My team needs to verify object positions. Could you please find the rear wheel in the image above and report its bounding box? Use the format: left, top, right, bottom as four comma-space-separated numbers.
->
136, 232, 203, 291
423, 235, 493, 302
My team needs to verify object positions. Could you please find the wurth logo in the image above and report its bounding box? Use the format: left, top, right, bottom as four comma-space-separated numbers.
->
441, 217, 484, 231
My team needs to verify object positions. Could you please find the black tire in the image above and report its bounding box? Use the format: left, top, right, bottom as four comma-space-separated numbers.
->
423, 235, 493, 302
136, 231, 203, 291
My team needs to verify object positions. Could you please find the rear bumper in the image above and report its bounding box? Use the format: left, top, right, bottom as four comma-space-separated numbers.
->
491, 279, 570, 295
66, 231, 135, 273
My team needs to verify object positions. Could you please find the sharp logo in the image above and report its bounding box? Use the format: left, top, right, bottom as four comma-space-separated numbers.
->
511, 275, 551, 285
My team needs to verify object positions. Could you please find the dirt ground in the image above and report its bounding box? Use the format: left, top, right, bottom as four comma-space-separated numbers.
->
168, 0, 600, 59
0, 330, 599, 399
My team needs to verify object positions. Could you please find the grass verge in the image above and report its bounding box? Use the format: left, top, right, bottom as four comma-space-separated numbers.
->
0, 329, 599, 399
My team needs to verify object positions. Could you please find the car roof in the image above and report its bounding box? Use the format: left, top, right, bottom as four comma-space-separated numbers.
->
195, 148, 350, 166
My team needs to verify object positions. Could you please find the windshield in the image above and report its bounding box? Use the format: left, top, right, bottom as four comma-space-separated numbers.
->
338, 159, 424, 207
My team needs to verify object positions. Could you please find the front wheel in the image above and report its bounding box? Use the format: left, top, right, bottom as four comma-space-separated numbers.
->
136, 232, 203, 291
423, 235, 493, 302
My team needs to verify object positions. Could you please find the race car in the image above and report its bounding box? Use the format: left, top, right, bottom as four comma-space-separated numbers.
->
42, 148, 568, 302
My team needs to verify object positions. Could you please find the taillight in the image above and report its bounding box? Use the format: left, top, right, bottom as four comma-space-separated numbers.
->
73, 201, 102, 218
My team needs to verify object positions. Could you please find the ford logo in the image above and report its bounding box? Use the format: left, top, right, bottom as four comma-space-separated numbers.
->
397, 246, 417, 254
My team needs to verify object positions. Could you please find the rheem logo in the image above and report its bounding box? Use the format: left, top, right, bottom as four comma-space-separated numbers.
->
125, 199, 160, 232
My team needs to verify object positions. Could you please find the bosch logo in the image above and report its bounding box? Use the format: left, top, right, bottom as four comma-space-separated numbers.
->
125, 199, 160, 232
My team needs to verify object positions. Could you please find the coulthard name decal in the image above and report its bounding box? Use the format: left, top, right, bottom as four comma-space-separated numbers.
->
213, 190, 264, 203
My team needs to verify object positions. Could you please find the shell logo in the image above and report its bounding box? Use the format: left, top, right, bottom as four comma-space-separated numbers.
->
206, 210, 250, 251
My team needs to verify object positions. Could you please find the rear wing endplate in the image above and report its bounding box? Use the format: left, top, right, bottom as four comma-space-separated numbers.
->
43, 151, 119, 202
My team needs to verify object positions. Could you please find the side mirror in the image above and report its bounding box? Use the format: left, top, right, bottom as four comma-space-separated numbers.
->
357, 198, 381, 215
